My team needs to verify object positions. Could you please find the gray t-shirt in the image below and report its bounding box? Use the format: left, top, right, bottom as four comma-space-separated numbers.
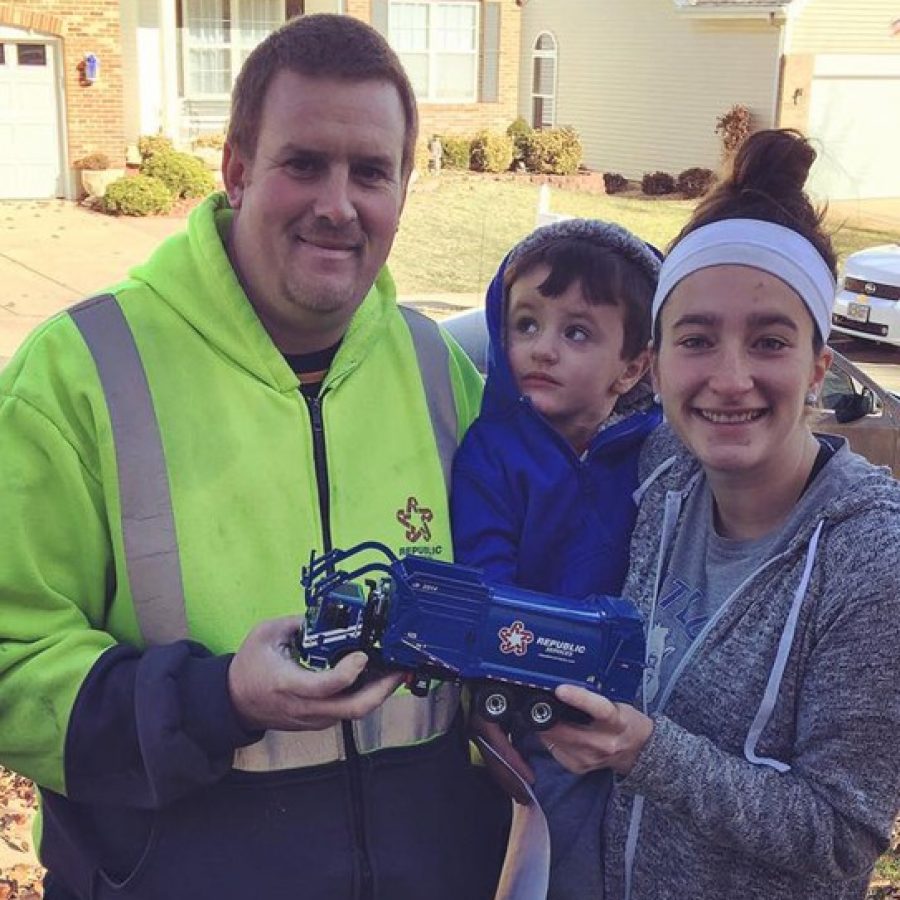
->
644, 482, 779, 714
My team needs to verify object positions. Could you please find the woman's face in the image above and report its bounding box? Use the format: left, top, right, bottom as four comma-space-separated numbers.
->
653, 264, 832, 479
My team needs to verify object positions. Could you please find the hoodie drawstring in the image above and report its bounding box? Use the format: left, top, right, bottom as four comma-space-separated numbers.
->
743, 519, 825, 772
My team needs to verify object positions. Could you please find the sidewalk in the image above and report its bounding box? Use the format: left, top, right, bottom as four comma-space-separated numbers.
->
0, 200, 480, 368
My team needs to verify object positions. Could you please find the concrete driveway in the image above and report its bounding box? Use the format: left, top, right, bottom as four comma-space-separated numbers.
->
0, 200, 186, 365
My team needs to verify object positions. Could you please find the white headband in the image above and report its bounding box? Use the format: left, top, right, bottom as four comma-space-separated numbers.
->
652, 219, 836, 341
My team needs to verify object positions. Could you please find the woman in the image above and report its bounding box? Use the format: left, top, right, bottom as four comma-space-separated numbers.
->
545, 129, 900, 899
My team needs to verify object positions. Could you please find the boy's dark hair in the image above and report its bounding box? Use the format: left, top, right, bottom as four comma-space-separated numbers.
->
228, 14, 418, 180
666, 128, 835, 351
504, 236, 656, 361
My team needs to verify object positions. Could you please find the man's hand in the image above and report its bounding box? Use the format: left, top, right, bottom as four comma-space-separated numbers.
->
538, 684, 653, 777
228, 616, 403, 732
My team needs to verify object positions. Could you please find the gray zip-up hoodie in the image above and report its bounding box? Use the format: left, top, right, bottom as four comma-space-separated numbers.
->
604, 424, 900, 900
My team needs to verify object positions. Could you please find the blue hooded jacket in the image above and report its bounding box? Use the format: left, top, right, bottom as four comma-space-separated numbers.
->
451, 230, 662, 600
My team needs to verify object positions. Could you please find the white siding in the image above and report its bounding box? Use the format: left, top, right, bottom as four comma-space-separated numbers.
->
518, 0, 783, 178
788, 0, 899, 55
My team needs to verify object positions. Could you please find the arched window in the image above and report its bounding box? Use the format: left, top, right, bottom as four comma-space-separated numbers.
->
531, 32, 557, 129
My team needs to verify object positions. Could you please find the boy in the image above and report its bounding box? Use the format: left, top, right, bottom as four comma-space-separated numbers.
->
451, 218, 662, 899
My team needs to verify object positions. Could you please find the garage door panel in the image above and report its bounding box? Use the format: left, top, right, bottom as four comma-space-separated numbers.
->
18, 81, 55, 110
14, 123, 59, 164
0, 38, 63, 200
808, 75, 900, 201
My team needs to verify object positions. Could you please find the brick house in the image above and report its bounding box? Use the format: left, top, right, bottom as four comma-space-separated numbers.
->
0, 0, 522, 199
518, 0, 900, 200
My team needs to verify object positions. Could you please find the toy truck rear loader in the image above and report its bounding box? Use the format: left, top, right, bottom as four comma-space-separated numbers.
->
298, 541, 645, 730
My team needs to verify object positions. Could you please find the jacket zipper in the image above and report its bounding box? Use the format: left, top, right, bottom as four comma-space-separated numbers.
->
305, 394, 332, 554
303, 391, 374, 899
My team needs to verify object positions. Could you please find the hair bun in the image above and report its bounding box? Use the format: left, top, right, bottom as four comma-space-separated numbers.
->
668, 127, 836, 279
730, 128, 816, 199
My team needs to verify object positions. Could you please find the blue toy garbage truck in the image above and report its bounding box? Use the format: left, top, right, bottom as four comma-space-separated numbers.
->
297, 541, 645, 730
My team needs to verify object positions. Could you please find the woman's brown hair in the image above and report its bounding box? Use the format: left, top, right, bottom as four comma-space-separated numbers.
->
662, 128, 837, 349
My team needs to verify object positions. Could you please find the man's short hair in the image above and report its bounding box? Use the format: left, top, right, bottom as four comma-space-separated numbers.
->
228, 14, 418, 180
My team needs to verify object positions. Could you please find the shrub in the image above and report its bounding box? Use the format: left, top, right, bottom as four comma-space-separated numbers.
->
506, 116, 533, 167
439, 134, 473, 170
101, 175, 174, 216
677, 167, 716, 199
522, 126, 583, 175
641, 171, 677, 196
137, 133, 175, 161
141, 150, 216, 199
715, 104, 752, 156
193, 132, 226, 150
603, 172, 628, 195
413, 139, 431, 174
73, 152, 110, 170
470, 130, 514, 174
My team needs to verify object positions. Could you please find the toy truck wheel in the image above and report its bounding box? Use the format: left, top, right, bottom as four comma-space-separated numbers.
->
408, 673, 431, 697
526, 695, 559, 731
476, 685, 513, 723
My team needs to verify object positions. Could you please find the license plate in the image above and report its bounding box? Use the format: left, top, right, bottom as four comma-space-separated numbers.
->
847, 301, 870, 323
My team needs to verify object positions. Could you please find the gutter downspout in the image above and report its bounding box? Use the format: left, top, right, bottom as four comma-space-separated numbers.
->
772, 8, 788, 128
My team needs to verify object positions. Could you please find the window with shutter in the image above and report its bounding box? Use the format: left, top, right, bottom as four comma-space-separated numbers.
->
531, 31, 556, 129
178, 0, 297, 99
388, 1, 480, 103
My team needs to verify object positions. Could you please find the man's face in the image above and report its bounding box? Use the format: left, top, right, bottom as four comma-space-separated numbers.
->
223, 70, 408, 353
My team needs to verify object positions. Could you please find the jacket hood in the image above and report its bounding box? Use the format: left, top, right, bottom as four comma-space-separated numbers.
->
127, 192, 398, 394
482, 250, 520, 415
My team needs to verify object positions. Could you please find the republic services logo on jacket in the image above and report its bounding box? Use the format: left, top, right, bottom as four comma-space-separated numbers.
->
396, 496, 445, 558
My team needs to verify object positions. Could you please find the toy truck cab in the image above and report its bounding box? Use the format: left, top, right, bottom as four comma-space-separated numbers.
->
298, 542, 645, 730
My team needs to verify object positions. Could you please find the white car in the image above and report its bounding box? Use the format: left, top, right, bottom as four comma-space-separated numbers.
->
832, 244, 900, 347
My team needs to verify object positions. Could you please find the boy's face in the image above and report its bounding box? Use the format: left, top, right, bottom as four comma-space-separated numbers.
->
506, 264, 649, 449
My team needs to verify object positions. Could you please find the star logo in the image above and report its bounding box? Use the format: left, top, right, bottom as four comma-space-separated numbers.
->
396, 496, 433, 543
498, 621, 534, 656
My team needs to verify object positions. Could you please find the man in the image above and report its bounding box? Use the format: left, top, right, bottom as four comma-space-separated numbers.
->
0, 15, 508, 900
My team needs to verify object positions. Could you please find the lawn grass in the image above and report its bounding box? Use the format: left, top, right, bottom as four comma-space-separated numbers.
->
389, 171, 900, 296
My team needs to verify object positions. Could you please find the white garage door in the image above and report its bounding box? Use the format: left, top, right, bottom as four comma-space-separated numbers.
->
807, 55, 900, 202
0, 35, 64, 199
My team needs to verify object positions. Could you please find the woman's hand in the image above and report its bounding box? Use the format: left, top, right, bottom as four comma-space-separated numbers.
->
540, 684, 654, 777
